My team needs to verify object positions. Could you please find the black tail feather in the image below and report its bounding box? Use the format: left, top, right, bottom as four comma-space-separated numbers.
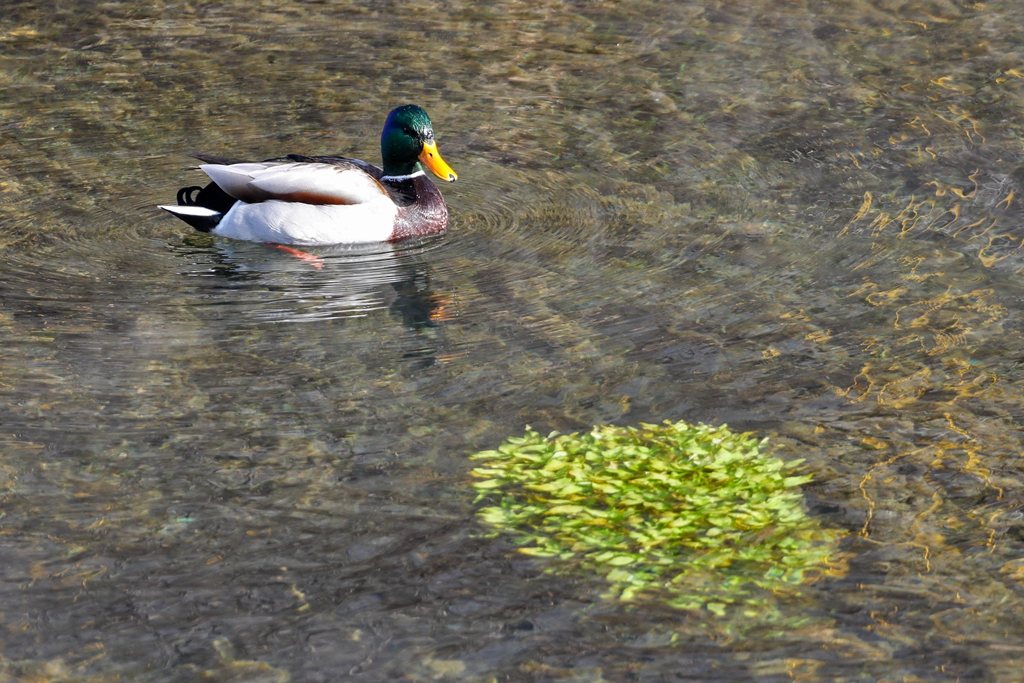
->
190, 181, 237, 214
177, 185, 203, 206
162, 181, 238, 232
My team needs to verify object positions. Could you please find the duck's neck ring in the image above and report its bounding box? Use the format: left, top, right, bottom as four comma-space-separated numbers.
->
380, 170, 426, 183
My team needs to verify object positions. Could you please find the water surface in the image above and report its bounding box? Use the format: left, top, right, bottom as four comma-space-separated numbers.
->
3, 0, 1024, 680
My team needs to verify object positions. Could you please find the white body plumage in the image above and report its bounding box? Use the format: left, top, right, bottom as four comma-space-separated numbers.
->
211, 196, 398, 245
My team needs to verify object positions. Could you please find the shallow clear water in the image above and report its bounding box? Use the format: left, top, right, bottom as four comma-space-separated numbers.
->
3, 0, 1024, 680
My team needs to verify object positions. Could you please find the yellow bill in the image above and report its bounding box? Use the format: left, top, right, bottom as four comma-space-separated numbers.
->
418, 140, 458, 182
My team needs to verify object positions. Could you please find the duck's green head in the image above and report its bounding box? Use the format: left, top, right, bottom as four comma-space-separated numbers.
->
380, 104, 457, 182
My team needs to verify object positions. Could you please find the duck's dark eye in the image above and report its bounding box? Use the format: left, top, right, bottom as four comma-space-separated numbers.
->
402, 126, 415, 136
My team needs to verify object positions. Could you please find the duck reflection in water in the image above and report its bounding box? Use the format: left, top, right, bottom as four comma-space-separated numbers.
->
174, 234, 454, 363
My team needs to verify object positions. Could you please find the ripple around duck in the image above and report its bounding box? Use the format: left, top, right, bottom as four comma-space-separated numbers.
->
0, 208, 175, 308
452, 167, 605, 260
0, 194, 449, 337
167, 233, 452, 325
448, 163, 847, 308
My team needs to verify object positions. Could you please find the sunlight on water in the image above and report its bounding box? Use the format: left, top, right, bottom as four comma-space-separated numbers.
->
2, 0, 1024, 680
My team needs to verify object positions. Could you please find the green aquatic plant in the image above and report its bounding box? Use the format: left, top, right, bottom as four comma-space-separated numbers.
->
470, 421, 843, 614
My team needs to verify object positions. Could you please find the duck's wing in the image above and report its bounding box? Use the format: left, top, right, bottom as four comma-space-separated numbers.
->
277, 154, 385, 180
280, 156, 419, 206
199, 158, 389, 205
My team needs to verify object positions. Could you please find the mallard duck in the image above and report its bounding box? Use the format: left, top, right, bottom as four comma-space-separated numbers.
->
159, 105, 457, 245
